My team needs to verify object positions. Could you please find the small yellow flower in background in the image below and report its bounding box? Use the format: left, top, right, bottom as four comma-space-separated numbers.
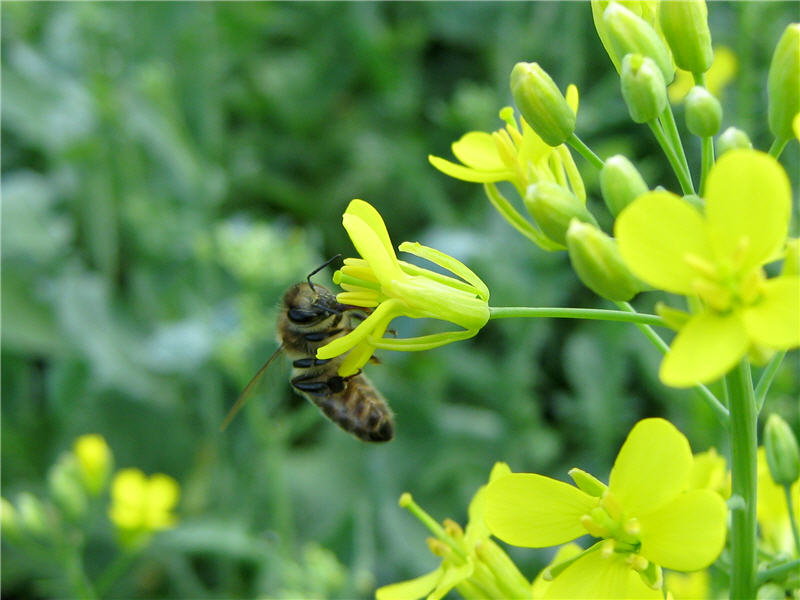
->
109, 468, 179, 546
757, 448, 799, 556
615, 149, 799, 387
375, 463, 530, 600
669, 46, 737, 104
689, 448, 730, 499
484, 418, 727, 599
74, 433, 113, 495
317, 199, 490, 377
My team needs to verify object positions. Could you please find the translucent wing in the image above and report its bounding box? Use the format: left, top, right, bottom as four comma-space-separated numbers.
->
220, 343, 285, 431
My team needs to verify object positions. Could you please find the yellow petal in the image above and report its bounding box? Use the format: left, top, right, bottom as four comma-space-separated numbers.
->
660, 310, 749, 387
451, 131, 506, 170
428, 155, 512, 183
147, 474, 180, 512
704, 150, 791, 270
342, 213, 401, 288
316, 299, 402, 360
111, 468, 146, 503
742, 276, 800, 349
344, 200, 400, 271
429, 561, 473, 600
638, 490, 727, 571
615, 191, 713, 294
398, 241, 489, 300
542, 551, 662, 599
609, 419, 692, 517
375, 567, 443, 600
484, 473, 595, 547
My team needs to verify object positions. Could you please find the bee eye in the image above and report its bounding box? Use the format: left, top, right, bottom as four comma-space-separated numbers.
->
288, 308, 320, 324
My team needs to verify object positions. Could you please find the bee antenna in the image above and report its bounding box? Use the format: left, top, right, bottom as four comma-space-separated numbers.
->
307, 254, 342, 291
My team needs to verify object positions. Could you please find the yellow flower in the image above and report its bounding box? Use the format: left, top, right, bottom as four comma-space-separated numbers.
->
615, 149, 799, 387
74, 433, 113, 495
688, 448, 730, 499
109, 468, 179, 545
317, 200, 489, 377
664, 569, 710, 600
375, 463, 530, 600
484, 418, 727, 599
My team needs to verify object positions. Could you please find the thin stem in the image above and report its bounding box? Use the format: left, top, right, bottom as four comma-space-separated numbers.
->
660, 103, 695, 194
754, 350, 787, 413
647, 120, 694, 195
566, 133, 604, 170
95, 546, 140, 597
615, 302, 730, 426
755, 557, 800, 586
727, 361, 758, 600
785, 485, 800, 553
488, 306, 665, 327
699, 136, 714, 196
768, 137, 789, 159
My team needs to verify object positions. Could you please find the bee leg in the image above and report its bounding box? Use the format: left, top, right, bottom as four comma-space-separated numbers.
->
292, 357, 331, 368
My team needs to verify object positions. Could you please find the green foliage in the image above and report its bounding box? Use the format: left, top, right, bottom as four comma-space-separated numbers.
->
2, 2, 797, 598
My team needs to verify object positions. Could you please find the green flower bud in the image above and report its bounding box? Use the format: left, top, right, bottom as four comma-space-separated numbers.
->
685, 86, 722, 137
782, 238, 799, 277
767, 24, 800, 142
764, 413, 800, 486
525, 182, 598, 246
757, 583, 788, 600
603, 2, 675, 84
48, 455, 87, 520
716, 126, 752, 156
566, 220, 641, 301
659, 0, 713, 75
600, 154, 649, 216
17, 492, 49, 538
621, 54, 667, 123
1, 497, 22, 542
510, 62, 576, 147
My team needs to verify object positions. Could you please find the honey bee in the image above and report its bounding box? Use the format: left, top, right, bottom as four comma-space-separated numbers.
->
221, 259, 394, 442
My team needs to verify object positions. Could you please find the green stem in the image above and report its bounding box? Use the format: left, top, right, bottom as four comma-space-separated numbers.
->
755, 557, 800, 586
95, 546, 140, 597
647, 120, 694, 195
785, 485, 800, 553
660, 103, 695, 194
768, 137, 789, 159
699, 136, 714, 196
64, 541, 98, 600
566, 133, 604, 170
615, 302, 730, 426
727, 361, 758, 600
488, 306, 664, 326
754, 350, 786, 412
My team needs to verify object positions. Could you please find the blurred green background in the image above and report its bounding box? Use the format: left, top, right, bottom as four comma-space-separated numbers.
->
2, 2, 798, 598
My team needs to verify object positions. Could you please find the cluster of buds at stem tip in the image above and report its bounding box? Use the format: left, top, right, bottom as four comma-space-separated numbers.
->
510, 62, 576, 146
659, 0, 713, 77
764, 414, 800, 486
566, 220, 643, 301
685, 86, 722, 137
603, 2, 674, 85
621, 53, 667, 123
524, 182, 598, 247
767, 23, 800, 143
600, 155, 648, 216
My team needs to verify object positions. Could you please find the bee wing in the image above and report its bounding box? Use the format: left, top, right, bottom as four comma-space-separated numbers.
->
220, 343, 285, 431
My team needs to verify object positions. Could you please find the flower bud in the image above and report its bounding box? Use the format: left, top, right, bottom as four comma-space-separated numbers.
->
621, 54, 667, 123
48, 455, 87, 520
716, 126, 752, 156
566, 220, 641, 301
767, 24, 800, 142
685, 86, 722, 137
17, 492, 50, 538
764, 414, 800, 486
510, 62, 576, 147
74, 433, 113, 495
600, 154, 649, 215
659, 0, 713, 75
525, 182, 598, 246
603, 2, 675, 84
1, 497, 22, 542
782, 238, 799, 277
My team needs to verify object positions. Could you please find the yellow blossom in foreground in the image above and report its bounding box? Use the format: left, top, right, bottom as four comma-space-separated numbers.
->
109, 468, 179, 545
317, 200, 489, 376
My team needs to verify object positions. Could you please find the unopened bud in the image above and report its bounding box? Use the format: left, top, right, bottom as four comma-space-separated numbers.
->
510, 62, 576, 146
48, 455, 87, 520
568, 468, 608, 497
716, 127, 752, 156
604, 3, 675, 84
74, 434, 113, 495
17, 493, 49, 538
764, 414, 800, 486
600, 155, 648, 215
525, 183, 598, 246
767, 24, 800, 142
621, 54, 667, 123
1, 498, 21, 542
659, 0, 713, 75
566, 220, 641, 301
685, 86, 722, 137
782, 239, 799, 276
